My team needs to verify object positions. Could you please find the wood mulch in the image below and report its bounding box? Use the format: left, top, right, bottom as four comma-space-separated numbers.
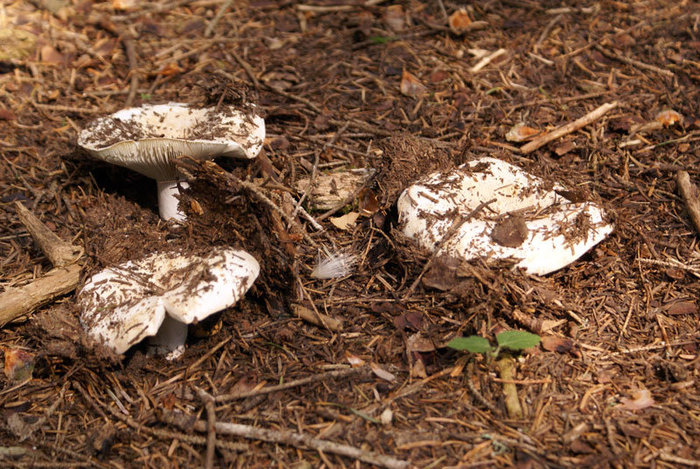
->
1, 0, 699, 467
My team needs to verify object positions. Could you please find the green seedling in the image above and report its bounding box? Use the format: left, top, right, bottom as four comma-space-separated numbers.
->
447, 330, 540, 359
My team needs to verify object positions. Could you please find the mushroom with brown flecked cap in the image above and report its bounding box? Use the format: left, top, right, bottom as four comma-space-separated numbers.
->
78, 248, 259, 359
78, 102, 265, 221
397, 157, 613, 275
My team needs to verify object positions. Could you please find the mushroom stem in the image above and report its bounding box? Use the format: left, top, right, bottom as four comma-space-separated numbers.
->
148, 314, 188, 360
157, 179, 190, 221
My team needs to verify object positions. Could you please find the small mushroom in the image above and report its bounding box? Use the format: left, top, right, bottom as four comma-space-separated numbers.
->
79, 248, 259, 359
78, 102, 265, 221
397, 157, 613, 275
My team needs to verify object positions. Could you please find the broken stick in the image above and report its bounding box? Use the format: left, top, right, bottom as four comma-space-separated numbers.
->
677, 170, 700, 236
0, 203, 83, 325
520, 101, 618, 154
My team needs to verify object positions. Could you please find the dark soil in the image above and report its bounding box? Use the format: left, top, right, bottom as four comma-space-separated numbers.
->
1, 1, 699, 468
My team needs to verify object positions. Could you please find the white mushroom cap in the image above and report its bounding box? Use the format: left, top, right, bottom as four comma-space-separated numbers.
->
397, 157, 613, 275
79, 248, 260, 357
78, 103, 265, 220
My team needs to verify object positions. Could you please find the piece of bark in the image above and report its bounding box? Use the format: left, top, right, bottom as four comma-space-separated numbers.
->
0, 264, 82, 325
0, 203, 83, 325
676, 171, 700, 236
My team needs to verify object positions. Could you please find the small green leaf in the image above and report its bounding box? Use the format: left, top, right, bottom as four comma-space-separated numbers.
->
447, 336, 493, 354
496, 330, 540, 351
370, 35, 392, 44
140, 92, 152, 101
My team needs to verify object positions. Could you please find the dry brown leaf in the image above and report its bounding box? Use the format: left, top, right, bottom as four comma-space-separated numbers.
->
506, 123, 540, 142
112, 0, 137, 10
384, 5, 405, 32
344, 351, 366, 367
665, 300, 697, 316
40, 45, 64, 65
620, 389, 655, 410
3, 348, 34, 382
0, 108, 16, 121
400, 70, 427, 97
448, 8, 472, 35
541, 336, 574, 353
406, 333, 436, 353
358, 188, 379, 217
370, 362, 396, 382
656, 109, 682, 127
330, 211, 359, 230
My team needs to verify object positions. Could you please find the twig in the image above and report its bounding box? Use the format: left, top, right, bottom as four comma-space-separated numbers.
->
205, 0, 234, 37
196, 388, 217, 469
73, 382, 247, 452
15, 202, 83, 267
594, 44, 675, 78
215, 366, 369, 403
122, 34, 139, 108
520, 101, 618, 153
676, 171, 700, 236
0, 204, 83, 325
292, 304, 343, 331
162, 410, 409, 469
233, 176, 320, 249
470, 48, 507, 73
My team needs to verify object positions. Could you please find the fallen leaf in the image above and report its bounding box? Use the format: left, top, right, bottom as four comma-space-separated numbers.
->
384, 4, 405, 32
344, 351, 365, 367
158, 62, 184, 77
358, 189, 379, 217
620, 389, 655, 410
370, 362, 396, 382
0, 108, 16, 121
554, 140, 575, 156
411, 359, 427, 378
506, 123, 540, 142
541, 336, 574, 353
448, 8, 472, 35
406, 333, 436, 353
3, 348, 34, 382
393, 311, 422, 330
665, 300, 697, 316
330, 211, 359, 230
40, 45, 64, 65
656, 109, 682, 127
380, 408, 393, 425
400, 70, 427, 97
112, 0, 137, 10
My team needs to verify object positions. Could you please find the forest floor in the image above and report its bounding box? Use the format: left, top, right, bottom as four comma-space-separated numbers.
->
0, 0, 699, 467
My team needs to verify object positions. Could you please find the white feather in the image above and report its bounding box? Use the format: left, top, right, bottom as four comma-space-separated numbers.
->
311, 250, 357, 279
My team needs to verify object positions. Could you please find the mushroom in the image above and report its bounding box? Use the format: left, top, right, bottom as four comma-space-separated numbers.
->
78, 248, 260, 359
78, 102, 265, 221
397, 157, 613, 275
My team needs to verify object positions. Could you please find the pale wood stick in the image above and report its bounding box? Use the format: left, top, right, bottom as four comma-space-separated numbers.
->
520, 101, 618, 154
676, 170, 700, 236
15, 202, 83, 267
0, 264, 81, 325
293, 304, 343, 331
161, 410, 410, 469
0, 204, 83, 325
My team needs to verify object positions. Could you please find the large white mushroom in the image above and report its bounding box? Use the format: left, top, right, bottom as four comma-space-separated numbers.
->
78, 102, 265, 221
397, 157, 613, 275
78, 248, 260, 359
